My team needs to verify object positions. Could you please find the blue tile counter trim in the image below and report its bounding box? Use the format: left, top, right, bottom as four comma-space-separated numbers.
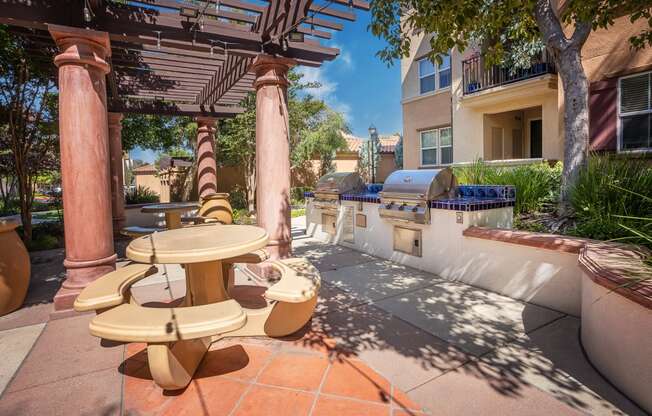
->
430, 198, 515, 211
340, 192, 381, 203
366, 184, 384, 194
456, 185, 516, 199
306, 185, 515, 211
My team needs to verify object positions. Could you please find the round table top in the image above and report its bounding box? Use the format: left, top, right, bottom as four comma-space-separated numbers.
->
126, 224, 269, 264
141, 202, 200, 214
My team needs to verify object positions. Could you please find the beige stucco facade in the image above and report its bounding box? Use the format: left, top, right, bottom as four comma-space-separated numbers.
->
401, 13, 652, 164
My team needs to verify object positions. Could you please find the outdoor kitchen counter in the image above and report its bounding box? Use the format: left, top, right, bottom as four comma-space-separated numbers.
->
305, 185, 514, 280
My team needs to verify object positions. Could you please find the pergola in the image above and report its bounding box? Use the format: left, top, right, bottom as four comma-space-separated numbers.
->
0, 0, 368, 313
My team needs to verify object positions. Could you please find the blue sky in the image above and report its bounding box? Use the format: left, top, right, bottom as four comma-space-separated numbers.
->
131, 11, 401, 163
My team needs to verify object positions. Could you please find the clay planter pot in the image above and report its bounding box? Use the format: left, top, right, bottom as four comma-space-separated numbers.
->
0, 220, 30, 316
199, 193, 233, 224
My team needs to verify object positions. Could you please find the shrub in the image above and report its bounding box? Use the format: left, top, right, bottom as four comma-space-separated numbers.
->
455, 160, 561, 214
228, 185, 248, 211
126, 186, 159, 204
290, 186, 312, 206
570, 155, 652, 248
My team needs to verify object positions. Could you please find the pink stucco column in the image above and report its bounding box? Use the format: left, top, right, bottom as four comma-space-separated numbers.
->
108, 112, 126, 235
49, 25, 116, 312
196, 117, 218, 199
251, 55, 296, 260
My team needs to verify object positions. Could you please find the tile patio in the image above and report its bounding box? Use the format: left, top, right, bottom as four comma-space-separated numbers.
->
0, 218, 646, 415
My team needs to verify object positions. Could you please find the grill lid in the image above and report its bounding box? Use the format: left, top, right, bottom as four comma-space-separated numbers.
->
314, 172, 365, 195
380, 168, 457, 200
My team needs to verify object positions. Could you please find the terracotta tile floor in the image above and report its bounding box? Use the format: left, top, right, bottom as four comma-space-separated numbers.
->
121, 331, 423, 416
0, 222, 646, 415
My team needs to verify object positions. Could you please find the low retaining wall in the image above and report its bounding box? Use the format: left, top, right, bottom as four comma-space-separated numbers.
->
579, 243, 652, 413
460, 228, 585, 316
125, 204, 163, 227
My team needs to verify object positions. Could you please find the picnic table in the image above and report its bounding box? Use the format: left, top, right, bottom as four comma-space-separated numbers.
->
141, 201, 201, 230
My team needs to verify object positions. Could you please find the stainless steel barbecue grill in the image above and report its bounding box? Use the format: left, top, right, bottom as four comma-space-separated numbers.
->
313, 172, 365, 212
378, 168, 457, 225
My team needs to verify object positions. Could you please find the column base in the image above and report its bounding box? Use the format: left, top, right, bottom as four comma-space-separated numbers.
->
51, 286, 85, 316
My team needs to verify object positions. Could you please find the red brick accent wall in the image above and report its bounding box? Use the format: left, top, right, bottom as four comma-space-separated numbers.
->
589, 78, 618, 151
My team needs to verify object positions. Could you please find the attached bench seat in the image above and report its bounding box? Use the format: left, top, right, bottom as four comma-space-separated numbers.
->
225, 257, 321, 338
74, 263, 157, 312
181, 216, 221, 225
121, 226, 165, 238
266, 258, 320, 303
89, 300, 246, 343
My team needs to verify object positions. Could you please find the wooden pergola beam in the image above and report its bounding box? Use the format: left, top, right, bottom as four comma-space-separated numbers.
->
108, 100, 246, 117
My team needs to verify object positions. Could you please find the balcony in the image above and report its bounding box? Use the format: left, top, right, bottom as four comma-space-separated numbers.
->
462, 51, 557, 95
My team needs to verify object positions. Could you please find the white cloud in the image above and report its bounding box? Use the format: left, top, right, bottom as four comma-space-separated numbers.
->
330, 43, 354, 70
297, 65, 353, 124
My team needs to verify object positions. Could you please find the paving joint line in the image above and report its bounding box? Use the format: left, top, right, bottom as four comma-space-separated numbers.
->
0, 322, 47, 399
227, 344, 278, 416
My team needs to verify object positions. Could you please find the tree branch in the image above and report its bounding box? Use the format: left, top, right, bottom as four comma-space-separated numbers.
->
534, 0, 569, 52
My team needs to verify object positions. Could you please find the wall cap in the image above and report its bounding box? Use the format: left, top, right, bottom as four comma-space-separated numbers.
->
463, 226, 589, 254
579, 242, 652, 309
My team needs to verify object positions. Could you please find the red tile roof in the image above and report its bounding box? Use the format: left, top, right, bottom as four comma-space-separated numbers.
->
341, 133, 400, 154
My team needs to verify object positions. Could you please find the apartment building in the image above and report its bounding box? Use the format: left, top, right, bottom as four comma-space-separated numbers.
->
401, 14, 652, 169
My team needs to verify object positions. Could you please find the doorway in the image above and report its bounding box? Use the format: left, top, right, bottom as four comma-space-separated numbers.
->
530, 119, 542, 158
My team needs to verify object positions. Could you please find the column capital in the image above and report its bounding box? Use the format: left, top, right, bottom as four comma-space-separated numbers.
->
196, 116, 218, 133
108, 112, 124, 129
49, 25, 111, 74
250, 54, 297, 89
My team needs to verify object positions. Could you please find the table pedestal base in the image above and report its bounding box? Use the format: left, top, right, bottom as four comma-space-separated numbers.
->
148, 337, 211, 390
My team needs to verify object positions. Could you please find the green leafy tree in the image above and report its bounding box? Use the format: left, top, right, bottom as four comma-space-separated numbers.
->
121, 114, 196, 152
370, 0, 652, 209
293, 110, 348, 177
0, 26, 59, 242
218, 93, 257, 212
218, 69, 348, 212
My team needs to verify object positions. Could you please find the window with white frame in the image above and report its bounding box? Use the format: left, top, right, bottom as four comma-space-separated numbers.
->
619, 71, 651, 151
417, 53, 451, 94
420, 127, 453, 165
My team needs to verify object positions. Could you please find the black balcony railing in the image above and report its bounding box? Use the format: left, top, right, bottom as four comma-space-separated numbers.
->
462, 51, 557, 95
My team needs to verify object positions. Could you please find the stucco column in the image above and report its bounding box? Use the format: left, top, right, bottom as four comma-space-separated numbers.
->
196, 117, 218, 199
251, 55, 296, 260
108, 112, 126, 234
50, 25, 116, 312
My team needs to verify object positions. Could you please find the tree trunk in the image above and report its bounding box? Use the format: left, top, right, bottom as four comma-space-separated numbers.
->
557, 48, 590, 207
17, 175, 32, 242
245, 158, 256, 214
534, 0, 591, 213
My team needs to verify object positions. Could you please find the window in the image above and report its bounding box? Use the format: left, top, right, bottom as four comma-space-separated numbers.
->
420, 127, 453, 166
619, 71, 651, 151
439, 54, 451, 88
418, 59, 436, 94
417, 53, 451, 94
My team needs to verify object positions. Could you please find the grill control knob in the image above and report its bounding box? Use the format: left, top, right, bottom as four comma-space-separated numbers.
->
385, 202, 393, 209
412, 205, 418, 212
399, 203, 407, 211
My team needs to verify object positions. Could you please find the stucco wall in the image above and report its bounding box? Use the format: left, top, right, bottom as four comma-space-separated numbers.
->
134, 173, 161, 196
401, 32, 437, 101
581, 277, 652, 413
452, 77, 561, 162
306, 199, 582, 316
581, 15, 652, 82
402, 91, 452, 169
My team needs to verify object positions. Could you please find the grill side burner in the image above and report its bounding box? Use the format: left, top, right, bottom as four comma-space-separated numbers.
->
379, 168, 457, 225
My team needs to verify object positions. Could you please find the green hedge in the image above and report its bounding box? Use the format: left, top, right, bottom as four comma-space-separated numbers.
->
454, 160, 561, 214
570, 155, 652, 249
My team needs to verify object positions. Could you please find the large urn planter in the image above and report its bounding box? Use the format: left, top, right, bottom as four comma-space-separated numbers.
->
200, 193, 234, 224
0, 220, 31, 316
